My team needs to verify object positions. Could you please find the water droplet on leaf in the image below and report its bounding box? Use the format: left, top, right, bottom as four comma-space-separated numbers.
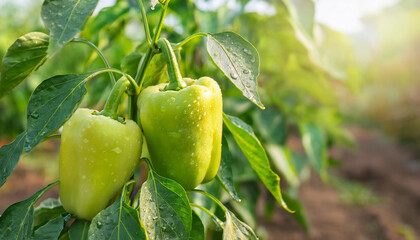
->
30, 112, 39, 119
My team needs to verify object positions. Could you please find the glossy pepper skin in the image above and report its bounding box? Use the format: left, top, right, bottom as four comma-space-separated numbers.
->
59, 108, 142, 220
138, 77, 222, 189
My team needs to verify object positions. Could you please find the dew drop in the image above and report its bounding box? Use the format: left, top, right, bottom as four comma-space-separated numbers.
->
112, 147, 122, 154
230, 72, 238, 79
30, 112, 39, 119
243, 69, 250, 74
97, 221, 103, 229
243, 48, 252, 55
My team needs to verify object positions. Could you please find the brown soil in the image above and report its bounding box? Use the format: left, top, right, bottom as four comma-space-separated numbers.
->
261, 127, 420, 240
0, 165, 59, 213
1, 127, 419, 239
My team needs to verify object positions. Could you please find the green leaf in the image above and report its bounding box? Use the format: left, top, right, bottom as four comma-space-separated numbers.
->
32, 215, 65, 240
25, 73, 90, 152
207, 32, 264, 109
0, 181, 58, 240
121, 51, 143, 78
253, 108, 287, 146
0, 32, 49, 98
121, 51, 167, 88
189, 211, 204, 240
216, 136, 240, 201
0, 131, 26, 187
223, 211, 258, 240
34, 198, 66, 226
69, 220, 90, 240
41, 0, 99, 55
88, 185, 146, 240
87, 0, 130, 38
300, 123, 327, 173
59, 232, 70, 240
265, 144, 299, 187
223, 114, 293, 213
188, 181, 221, 231
140, 160, 192, 240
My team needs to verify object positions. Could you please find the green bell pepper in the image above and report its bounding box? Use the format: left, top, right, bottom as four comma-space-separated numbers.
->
59, 78, 142, 220
138, 76, 222, 189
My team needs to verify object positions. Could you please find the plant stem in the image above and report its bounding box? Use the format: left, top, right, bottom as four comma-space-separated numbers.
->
190, 203, 225, 229
134, 1, 169, 87
85, 68, 139, 94
157, 38, 185, 90
42, 134, 61, 142
84, 69, 139, 120
132, 2, 170, 120
188, 189, 229, 213
72, 38, 116, 84
135, 47, 155, 86
173, 33, 207, 50
98, 77, 130, 120
153, 2, 169, 45
137, 0, 152, 46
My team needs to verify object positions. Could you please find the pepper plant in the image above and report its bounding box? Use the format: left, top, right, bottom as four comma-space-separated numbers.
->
0, 0, 295, 239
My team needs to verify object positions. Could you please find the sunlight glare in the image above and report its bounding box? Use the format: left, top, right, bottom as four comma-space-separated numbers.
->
315, 0, 400, 33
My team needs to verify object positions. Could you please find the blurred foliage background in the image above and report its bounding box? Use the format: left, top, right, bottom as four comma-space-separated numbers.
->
1, 0, 420, 237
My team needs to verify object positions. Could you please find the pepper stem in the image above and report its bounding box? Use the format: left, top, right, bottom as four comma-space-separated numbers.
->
157, 38, 186, 91
97, 77, 130, 121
